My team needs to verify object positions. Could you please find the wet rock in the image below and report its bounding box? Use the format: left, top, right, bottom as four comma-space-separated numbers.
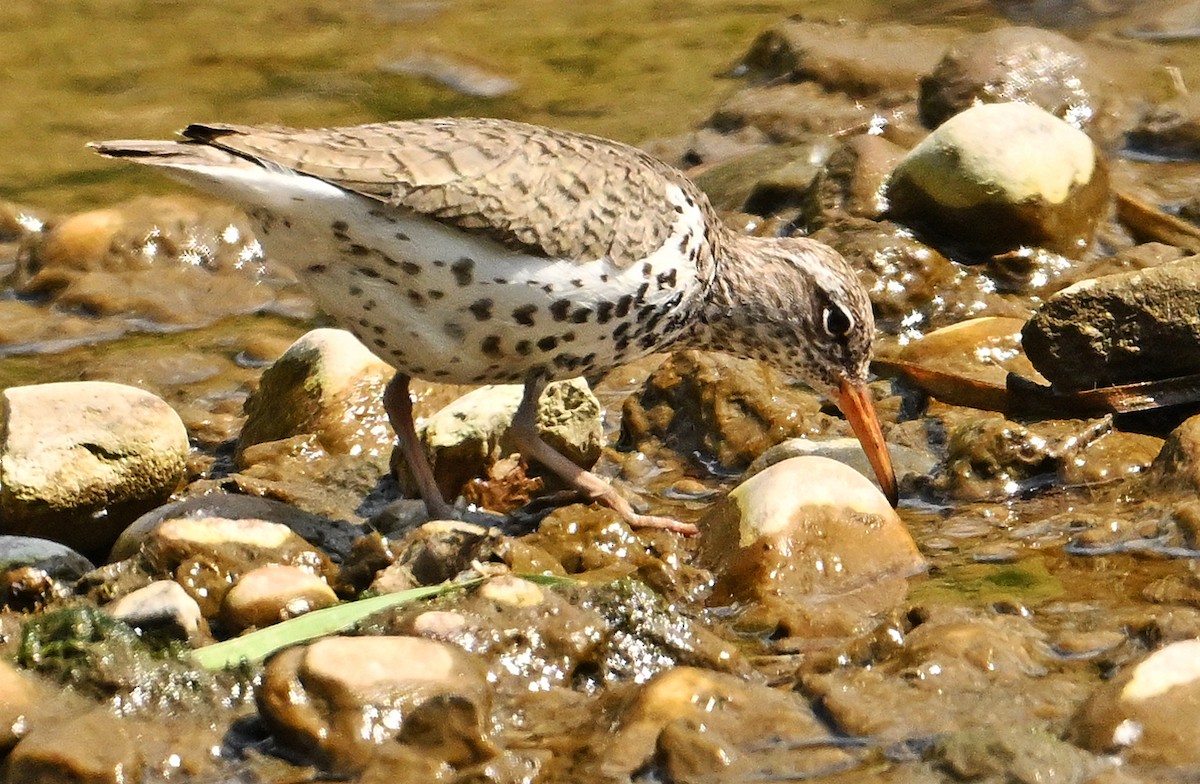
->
933, 725, 1102, 783
935, 414, 1154, 500
984, 246, 1084, 297
888, 317, 1062, 411
0, 535, 94, 580
919, 27, 1103, 132
0, 381, 188, 558
381, 51, 517, 97
0, 565, 63, 612
745, 436, 937, 497
9, 196, 295, 327
698, 456, 925, 637
399, 379, 602, 509
110, 493, 361, 564
710, 82, 881, 144
477, 574, 545, 607
641, 125, 771, 175
1021, 257, 1200, 391
903, 317, 1045, 386
410, 609, 468, 640
237, 327, 395, 464
387, 573, 743, 694
887, 102, 1109, 259
0, 199, 46, 243
1052, 629, 1127, 659
737, 17, 950, 100
590, 667, 853, 781
519, 506, 721, 604
221, 563, 338, 633
257, 635, 493, 775
6, 708, 142, 784
104, 579, 205, 642
688, 144, 822, 213
0, 658, 34, 751
0, 299, 108, 353
1149, 413, 1200, 492
231, 328, 400, 523
810, 216, 1029, 338
621, 351, 840, 471
806, 607, 1076, 737
140, 516, 335, 618
370, 520, 490, 593
1127, 93, 1200, 159
803, 134, 908, 224
1072, 638, 1200, 764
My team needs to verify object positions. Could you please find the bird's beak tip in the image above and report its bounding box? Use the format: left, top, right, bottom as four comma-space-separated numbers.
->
837, 379, 899, 508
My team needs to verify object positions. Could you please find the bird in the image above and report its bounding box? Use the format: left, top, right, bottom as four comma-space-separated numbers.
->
91, 118, 897, 535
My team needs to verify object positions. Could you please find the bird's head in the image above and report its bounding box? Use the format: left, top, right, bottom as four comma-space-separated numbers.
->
703, 235, 897, 504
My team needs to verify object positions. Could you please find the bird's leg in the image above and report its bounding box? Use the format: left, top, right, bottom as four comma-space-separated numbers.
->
508, 379, 698, 536
383, 372, 456, 520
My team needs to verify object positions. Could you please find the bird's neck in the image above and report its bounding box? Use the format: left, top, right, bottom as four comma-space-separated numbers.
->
677, 231, 776, 359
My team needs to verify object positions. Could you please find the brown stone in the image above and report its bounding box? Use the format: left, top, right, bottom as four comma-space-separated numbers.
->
698, 456, 924, 637
257, 635, 493, 775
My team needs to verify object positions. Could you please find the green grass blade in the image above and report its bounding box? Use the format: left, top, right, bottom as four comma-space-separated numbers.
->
191, 578, 480, 670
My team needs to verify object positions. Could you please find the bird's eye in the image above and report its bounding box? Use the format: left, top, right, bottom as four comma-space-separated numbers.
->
823, 304, 852, 338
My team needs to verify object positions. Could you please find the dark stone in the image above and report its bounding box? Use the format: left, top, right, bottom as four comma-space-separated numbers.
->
1021, 257, 1200, 391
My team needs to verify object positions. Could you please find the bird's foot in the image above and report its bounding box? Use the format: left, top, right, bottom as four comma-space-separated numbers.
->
508, 486, 698, 536
589, 484, 699, 536
620, 510, 699, 536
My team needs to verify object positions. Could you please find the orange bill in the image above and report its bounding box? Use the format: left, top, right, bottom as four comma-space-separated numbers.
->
838, 379, 899, 506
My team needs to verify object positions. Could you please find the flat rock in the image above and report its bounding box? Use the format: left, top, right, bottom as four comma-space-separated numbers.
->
1021, 257, 1200, 391
698, 456, 925, 637
887, 102, 1109, 259
0, 381, 188, 558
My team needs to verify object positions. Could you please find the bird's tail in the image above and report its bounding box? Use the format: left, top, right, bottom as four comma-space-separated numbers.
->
88, 139, 252, 170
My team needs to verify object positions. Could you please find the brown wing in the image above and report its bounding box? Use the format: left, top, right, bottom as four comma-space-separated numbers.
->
181, 118, 707, 268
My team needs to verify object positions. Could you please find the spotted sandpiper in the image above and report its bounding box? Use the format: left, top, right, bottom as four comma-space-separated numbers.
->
92, 118, 897, 534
